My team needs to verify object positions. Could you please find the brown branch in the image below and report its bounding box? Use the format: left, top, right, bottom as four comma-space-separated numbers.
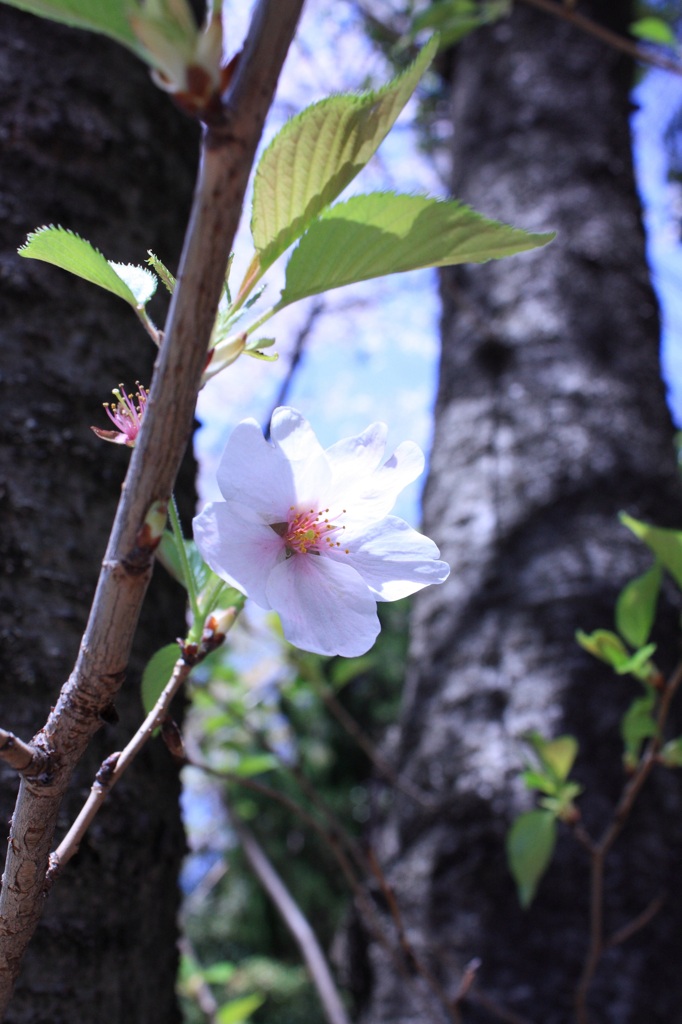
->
517, 0, 682, 77
574, 660, 682, 1023
0, 1, 304, 1011
228, 809, 352, 1024
0, 730, 46, 777
606, 892, 666, 950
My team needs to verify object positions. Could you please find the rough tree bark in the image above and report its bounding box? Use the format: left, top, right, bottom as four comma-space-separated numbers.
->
0, 10, 197, 1022
358, 4, 682, 1023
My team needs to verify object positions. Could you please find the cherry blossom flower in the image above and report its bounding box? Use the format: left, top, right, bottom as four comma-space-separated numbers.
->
91, 383, 149, 447
193, 407, 449, 657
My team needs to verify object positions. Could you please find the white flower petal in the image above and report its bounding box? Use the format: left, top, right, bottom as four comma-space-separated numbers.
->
266, 555, 380, 657
328, 439, 425, 522
193, 501, 284, 608
337, 515, 450, 601
325, 421, 388, 480
271, 407, 326, 463
216, 419, 295, 520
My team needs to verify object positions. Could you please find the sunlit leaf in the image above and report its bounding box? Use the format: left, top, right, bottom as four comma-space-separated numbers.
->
660, 737, 682, 768
620, 513, 682, 591
0, 0, 141, 54
629, 16, 677, 46
109, 262, 158, 306
576, 628, 631, 671
251, 37, 439, 271
525, 732, 578, 783
279, 192, 553, 307
216, 994, 265, 1024
19, 226, 142, 308
507, 809, 556, 909
615, 561, 662, 648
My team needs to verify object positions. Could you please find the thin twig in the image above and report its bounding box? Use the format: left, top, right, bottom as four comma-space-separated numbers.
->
227, 807, 352, 1024
177, 936, 219, 1024
49, 658, 191, 877
0, 729, 46, 776
574, 661, 682, 1023
605, 893, 666, 950
0, 3, 304, 1008
517, 0, 682, 77
316, 682, 437, 809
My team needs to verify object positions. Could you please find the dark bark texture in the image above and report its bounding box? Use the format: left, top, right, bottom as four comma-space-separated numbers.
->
0, 10, 198, 1022
357, 4, 682, 1023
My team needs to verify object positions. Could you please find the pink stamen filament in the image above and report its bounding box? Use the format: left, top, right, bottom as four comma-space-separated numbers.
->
280, 506, 349, 556
105, 383, 149, 441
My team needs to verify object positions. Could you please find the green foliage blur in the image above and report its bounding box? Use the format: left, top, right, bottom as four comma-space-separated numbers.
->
179, 600, 410, 1024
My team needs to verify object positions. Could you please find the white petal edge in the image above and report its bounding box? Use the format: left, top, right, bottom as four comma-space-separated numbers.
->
334, 515, 450, 601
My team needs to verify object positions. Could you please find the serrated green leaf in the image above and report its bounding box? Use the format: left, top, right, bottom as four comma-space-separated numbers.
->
621, 688, 658, 767
615, 561, 662, 648
109, 262, 157, 306
19, 226, 142, 307
216, 994, 265, 1024
279, 192, 554, 307
141, 643, 181, 714
620, 513, 682, 591
0, 0, 142, 53
629, 16, 677, 46
251, 37, 439, 272
507, 809, 556, 909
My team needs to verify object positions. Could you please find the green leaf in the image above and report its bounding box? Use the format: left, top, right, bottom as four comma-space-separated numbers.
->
251, 37, 439, 271
507, 809, 557, 909
521, 769, 558, 796
279, 192, 554, 307
613, 643, 657, 678
234, 754, 278, 777
109, 262, 158, 306
620, 513, 682, 591
576, 628, 631, 671
524, 732, 578, 783
141, 643, 181, 714
660, 737, 682, 768
629, 16, 677, 46
216, 994, 265, 1024
0, 0, 141, 54
19, 226, 145, 309
157, 533, 212, 596
615, 561, 662, 648
621, 688, 658, 769
201, 962, 236, 986
411, 0, 511, 48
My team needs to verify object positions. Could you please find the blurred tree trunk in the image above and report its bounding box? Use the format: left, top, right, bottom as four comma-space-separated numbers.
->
357, 4, 682, 1023
0, 10, 197, 1022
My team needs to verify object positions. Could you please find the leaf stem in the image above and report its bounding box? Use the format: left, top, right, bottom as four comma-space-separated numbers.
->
169, 493, 201, 625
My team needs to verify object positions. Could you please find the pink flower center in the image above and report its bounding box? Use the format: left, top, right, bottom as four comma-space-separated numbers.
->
105, 383, 149, 445
275, 507, 349, 557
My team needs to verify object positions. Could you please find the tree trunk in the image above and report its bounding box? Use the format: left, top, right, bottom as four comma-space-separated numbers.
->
357, 4, 682, 1023
0, 10, 198, 1021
